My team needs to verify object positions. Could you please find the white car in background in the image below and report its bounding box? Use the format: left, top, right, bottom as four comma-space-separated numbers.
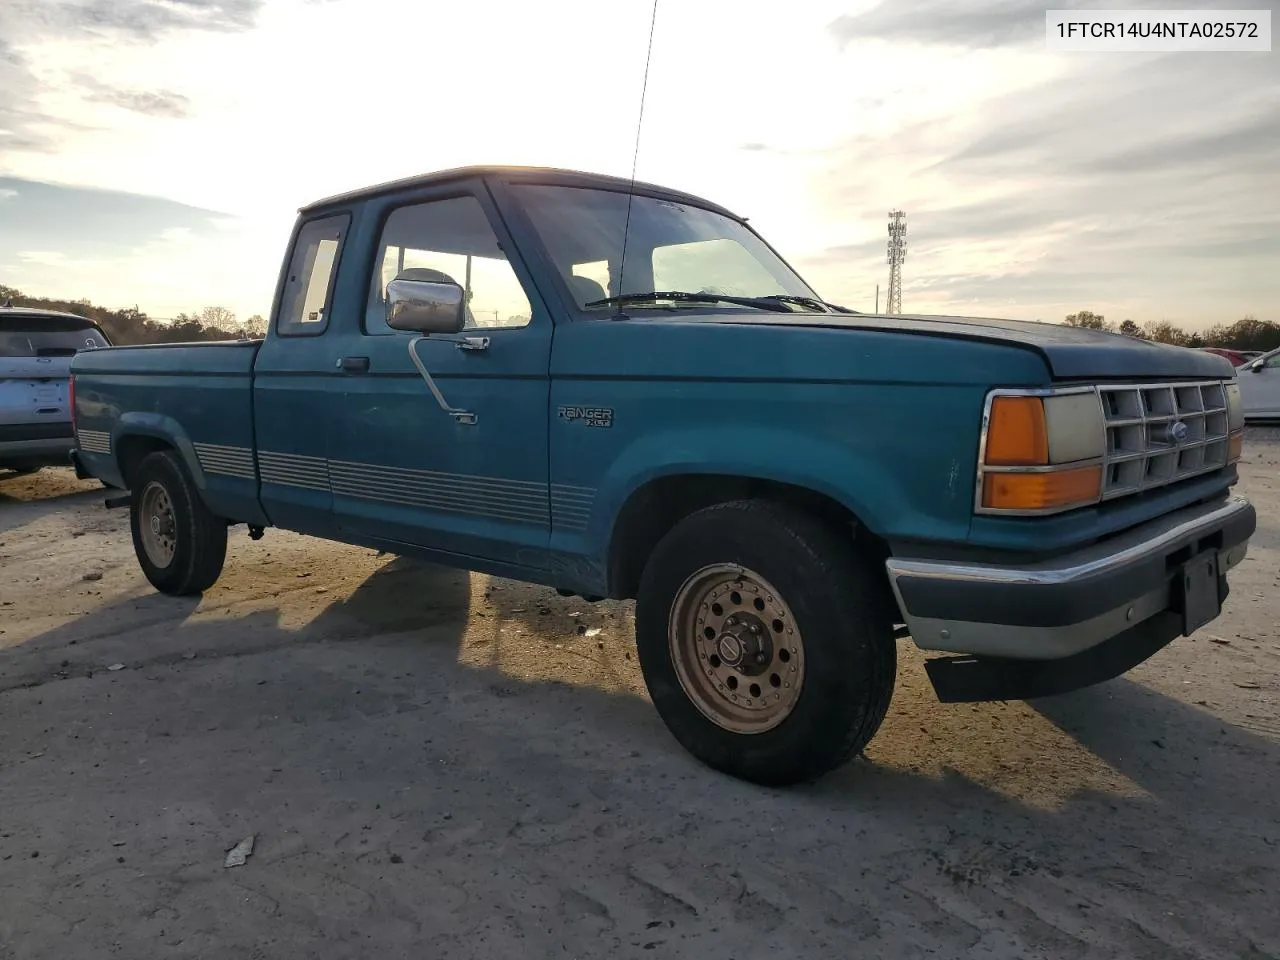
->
1237, 346, 1280, 421
1, 303, 112, 475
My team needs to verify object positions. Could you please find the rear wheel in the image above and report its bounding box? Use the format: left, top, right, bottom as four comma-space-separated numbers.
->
129, 450, 227, 595
635, 499, 897, 786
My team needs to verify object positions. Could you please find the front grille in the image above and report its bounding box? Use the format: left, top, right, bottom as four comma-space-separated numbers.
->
1098, 380, 1230, 499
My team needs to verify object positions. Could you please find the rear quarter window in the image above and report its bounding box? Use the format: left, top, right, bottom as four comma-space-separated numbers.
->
277, 214, 350, 336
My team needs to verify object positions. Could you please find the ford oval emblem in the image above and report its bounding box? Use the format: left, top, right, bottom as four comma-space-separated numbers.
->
1168, 420, 1190, 444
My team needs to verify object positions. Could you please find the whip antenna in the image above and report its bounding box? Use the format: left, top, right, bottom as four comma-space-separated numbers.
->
614, 0, 659, 315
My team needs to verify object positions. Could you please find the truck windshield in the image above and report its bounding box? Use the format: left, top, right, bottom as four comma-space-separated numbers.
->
511, 184, 823, 312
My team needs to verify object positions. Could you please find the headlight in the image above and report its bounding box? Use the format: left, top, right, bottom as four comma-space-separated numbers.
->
977, 389, 1105, 514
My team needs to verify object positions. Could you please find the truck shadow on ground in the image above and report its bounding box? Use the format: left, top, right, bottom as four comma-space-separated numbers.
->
6, 551, 1277, 822
1029, 678, 1278, 819
3, 555, 1278, 956
0, 556, 473, 691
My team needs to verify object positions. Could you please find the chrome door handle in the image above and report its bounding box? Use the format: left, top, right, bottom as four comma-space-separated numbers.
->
455, 336, 490, 352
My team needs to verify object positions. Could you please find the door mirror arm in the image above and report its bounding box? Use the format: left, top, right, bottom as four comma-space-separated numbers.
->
405, 336, 479, 425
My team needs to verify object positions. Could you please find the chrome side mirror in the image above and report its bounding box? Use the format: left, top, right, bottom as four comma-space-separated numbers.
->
1250, 359, 1265, 372
386, 277, 466, 334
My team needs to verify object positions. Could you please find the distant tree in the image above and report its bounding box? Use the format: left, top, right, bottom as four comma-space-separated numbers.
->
241, 314, 267, 338
1141, 320, 1191, 346
1064, 310, 1112, 331
1117, 319, 1143, 338
197, 305, 237, 332
0, 283, 158, 343
167, 314, 210, 341
1205, 315, 1280, 352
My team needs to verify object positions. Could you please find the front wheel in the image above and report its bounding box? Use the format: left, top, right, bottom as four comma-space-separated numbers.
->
635, 500, 897, 786
129, 450, 227, 595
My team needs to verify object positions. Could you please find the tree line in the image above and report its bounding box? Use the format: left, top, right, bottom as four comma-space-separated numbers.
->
1063, 310, 1280, 352
4, 282, 1276, 353
0, 284, 265, 345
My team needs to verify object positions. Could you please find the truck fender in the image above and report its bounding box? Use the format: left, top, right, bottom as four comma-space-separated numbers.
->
595, 425, 918, 546
114, 412, 208, 490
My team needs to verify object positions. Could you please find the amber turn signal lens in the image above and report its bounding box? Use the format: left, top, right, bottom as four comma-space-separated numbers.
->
1228, 431, 1244, 463
981, 465, 1102, 511
985, 396, 1049, 466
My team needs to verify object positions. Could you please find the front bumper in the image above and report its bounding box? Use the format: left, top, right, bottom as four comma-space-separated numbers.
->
886, 496, 1256, 700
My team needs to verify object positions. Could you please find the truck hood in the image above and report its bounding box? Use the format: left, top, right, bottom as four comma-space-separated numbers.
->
697, 311, 1233, 381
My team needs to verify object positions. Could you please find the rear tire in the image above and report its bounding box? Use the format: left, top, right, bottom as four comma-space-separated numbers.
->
129, 450, 227, 595
635, 499, 897, 786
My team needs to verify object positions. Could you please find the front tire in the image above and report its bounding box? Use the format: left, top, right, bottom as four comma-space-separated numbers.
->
635, 500, 897, 786
129, 450, 227, 595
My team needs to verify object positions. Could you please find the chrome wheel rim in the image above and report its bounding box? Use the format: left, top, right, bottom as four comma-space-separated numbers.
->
668, 564, 806, 734
139, 481, 177, 568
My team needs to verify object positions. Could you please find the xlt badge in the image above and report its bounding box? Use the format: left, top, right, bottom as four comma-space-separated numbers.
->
558, 405, 613, 428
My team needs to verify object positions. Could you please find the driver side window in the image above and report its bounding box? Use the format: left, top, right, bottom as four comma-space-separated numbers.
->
365, 196, 532, 335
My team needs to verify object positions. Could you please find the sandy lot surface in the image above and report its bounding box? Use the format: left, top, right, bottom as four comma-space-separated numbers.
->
1, 433, 1278, 960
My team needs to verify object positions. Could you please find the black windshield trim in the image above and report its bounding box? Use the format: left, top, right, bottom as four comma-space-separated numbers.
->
584, 291, 793, 313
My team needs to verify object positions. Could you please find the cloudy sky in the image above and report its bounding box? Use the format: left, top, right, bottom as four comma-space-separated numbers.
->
0, 0, 1275, 327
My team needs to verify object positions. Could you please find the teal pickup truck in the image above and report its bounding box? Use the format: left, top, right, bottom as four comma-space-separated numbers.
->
70, 166, 1256, 785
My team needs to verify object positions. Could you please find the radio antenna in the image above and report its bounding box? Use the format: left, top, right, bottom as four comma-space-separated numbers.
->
614, 0, 660, 315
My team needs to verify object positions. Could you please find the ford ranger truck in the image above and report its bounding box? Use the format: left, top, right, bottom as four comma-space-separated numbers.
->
68, 166, 1256, 786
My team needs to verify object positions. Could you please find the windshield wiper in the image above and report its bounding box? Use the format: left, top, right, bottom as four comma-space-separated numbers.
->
756, 295, 860, 315
584, 290, 862, 316
584, 291, 788, 312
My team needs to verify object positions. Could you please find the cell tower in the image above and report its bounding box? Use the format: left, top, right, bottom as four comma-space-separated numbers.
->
886, 209, 907, 315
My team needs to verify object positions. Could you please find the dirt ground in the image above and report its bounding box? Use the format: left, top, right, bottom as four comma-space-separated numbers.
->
1, 432, 1278, 960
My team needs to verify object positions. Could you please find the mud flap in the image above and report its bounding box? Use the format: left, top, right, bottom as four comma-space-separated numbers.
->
68, 449, 93, 480
924, 611, 1183, 703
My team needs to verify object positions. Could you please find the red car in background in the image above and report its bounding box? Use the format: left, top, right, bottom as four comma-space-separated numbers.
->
1201, 347, 1262, 367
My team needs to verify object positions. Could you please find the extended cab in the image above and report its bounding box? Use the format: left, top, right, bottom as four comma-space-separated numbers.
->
69, 166, 1256, 785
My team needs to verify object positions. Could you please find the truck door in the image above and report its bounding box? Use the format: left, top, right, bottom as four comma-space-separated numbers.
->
252, 212, 350, 537
327, 182, 552, 568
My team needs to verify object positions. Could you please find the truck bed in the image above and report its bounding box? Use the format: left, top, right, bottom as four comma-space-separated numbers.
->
71, 339, 266, 525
